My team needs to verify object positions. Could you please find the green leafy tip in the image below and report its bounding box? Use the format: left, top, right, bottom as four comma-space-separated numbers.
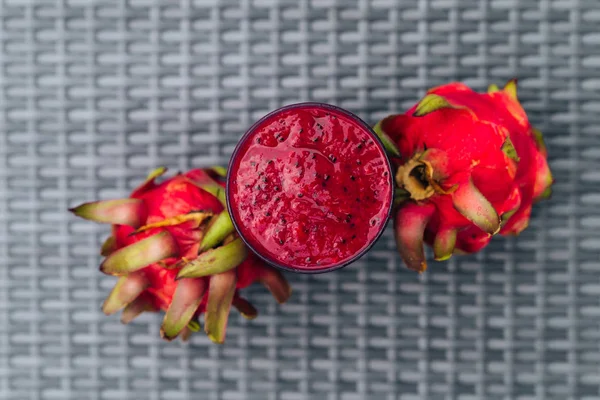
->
161, 278, 207, 341
102, 273, 150, 315
452, 178, 500, 235
199, 211, 235, 252
433, 228, 457, 261
413, 94, 462, 117
204, 270, 237, 344
209, 166, 227, 177
69, 198, 146, 228
177, 238, 248, 279
372, 120, 401, 157
100, 231, 179, 276
394, 203, 435, 273
502, 137, 520, 162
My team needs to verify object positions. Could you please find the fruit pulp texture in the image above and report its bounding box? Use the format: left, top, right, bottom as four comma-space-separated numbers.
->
229, 105, 392, 270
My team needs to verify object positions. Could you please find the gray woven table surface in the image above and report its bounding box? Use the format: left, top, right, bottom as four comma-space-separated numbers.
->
1, 0, 599, 399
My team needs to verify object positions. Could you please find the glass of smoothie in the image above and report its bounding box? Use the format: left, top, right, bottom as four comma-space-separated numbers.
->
226, 103, 394, 273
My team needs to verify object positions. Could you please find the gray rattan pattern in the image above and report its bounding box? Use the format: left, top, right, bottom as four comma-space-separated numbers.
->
1, 1, 599, 399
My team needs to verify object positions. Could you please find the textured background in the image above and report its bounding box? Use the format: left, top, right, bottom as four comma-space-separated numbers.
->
1, 0, 599, 399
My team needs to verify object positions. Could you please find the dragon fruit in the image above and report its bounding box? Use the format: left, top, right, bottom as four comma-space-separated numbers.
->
374, 80, 553, 272
70, 167, 291, 343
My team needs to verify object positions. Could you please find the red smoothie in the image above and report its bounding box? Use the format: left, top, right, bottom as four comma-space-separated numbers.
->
227, 103, 393, 272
